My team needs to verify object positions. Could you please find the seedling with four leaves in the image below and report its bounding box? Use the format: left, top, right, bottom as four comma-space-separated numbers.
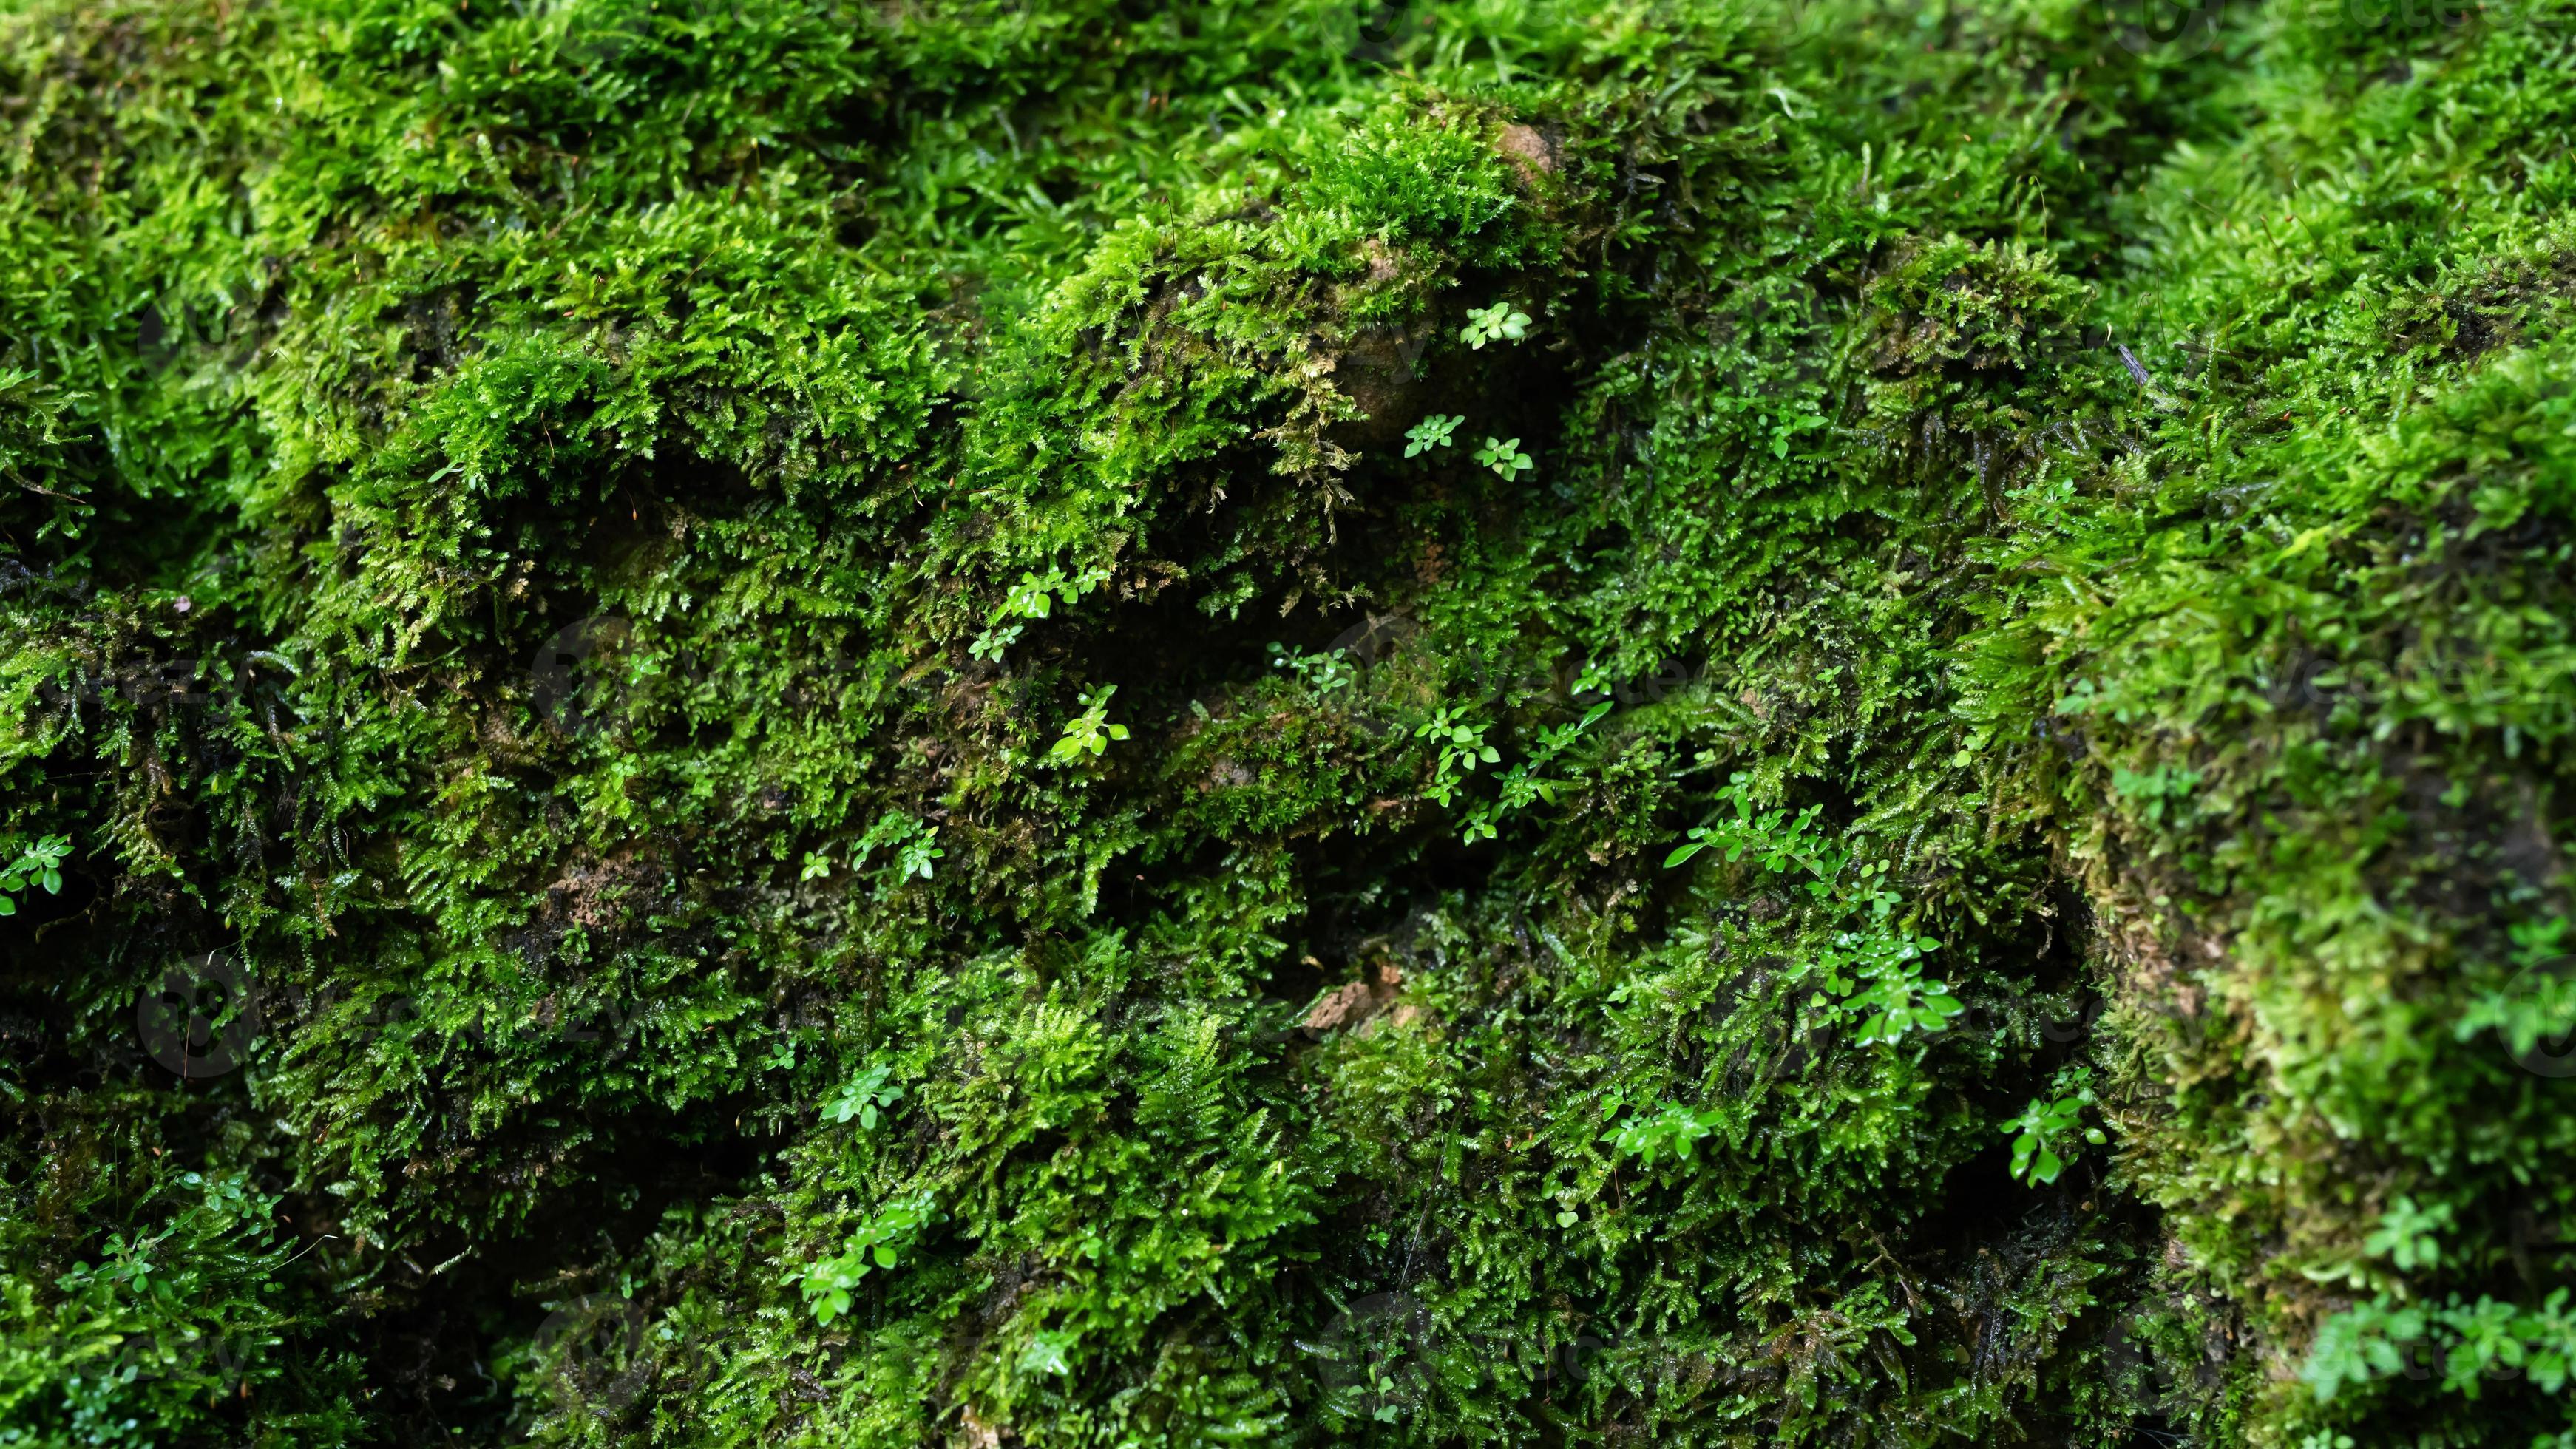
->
971, 563, 1112, 662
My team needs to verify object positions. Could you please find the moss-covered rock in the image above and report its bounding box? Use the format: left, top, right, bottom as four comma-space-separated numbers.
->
3, 0, 2571, 1444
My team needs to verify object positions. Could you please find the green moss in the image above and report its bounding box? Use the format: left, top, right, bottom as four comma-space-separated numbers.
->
2, 0, 2572, 1444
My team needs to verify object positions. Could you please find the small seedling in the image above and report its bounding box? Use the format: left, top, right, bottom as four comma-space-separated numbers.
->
1460, 302, 1531, 349
1415, 705, 1499, 806
1602, 1102, 1723, 1170
2365, 1195, 2454, 1272
824, 1065, 904, 1129
968, 622, 1025, 662
1048, 686, 1131, 764
1474, 436, 1533, 479
2005, 1074, 2108, 1185
0, 834, 67, 916
1269, 642, 1357, 692
1403, 413, 1462, 457
895, 826, 943, 880
784, 1193, 935, 1325
851, 811, 942, 885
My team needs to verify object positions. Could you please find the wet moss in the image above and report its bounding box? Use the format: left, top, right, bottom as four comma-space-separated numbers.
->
2, 0, 2571, 1445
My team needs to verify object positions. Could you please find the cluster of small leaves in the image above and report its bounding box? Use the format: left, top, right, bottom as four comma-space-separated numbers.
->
1048, 685, 1132, 766
1663, 775, 1848, 889
1812, 917, 1965, 1048
1414, 705, 1499, 807
1268, 641, 1358, 693
784, 1195, 937, 1328
0, 832, 66, 916
1471, 435, 1533, 479
822, 1065, 906, 1130
972, 563, 1112, 662
2003, 1068, 2108, 1187
1403, 413, 1462, 458
1601, 1102, 1723, 1171
2303, 1289, 2576, 1404
849, 810, 944, 887
1458, 302, 1531, 350
1458, 699, 1610, 843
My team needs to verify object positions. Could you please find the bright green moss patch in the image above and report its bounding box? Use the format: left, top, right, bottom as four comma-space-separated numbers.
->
4, 0, 2574, 1445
